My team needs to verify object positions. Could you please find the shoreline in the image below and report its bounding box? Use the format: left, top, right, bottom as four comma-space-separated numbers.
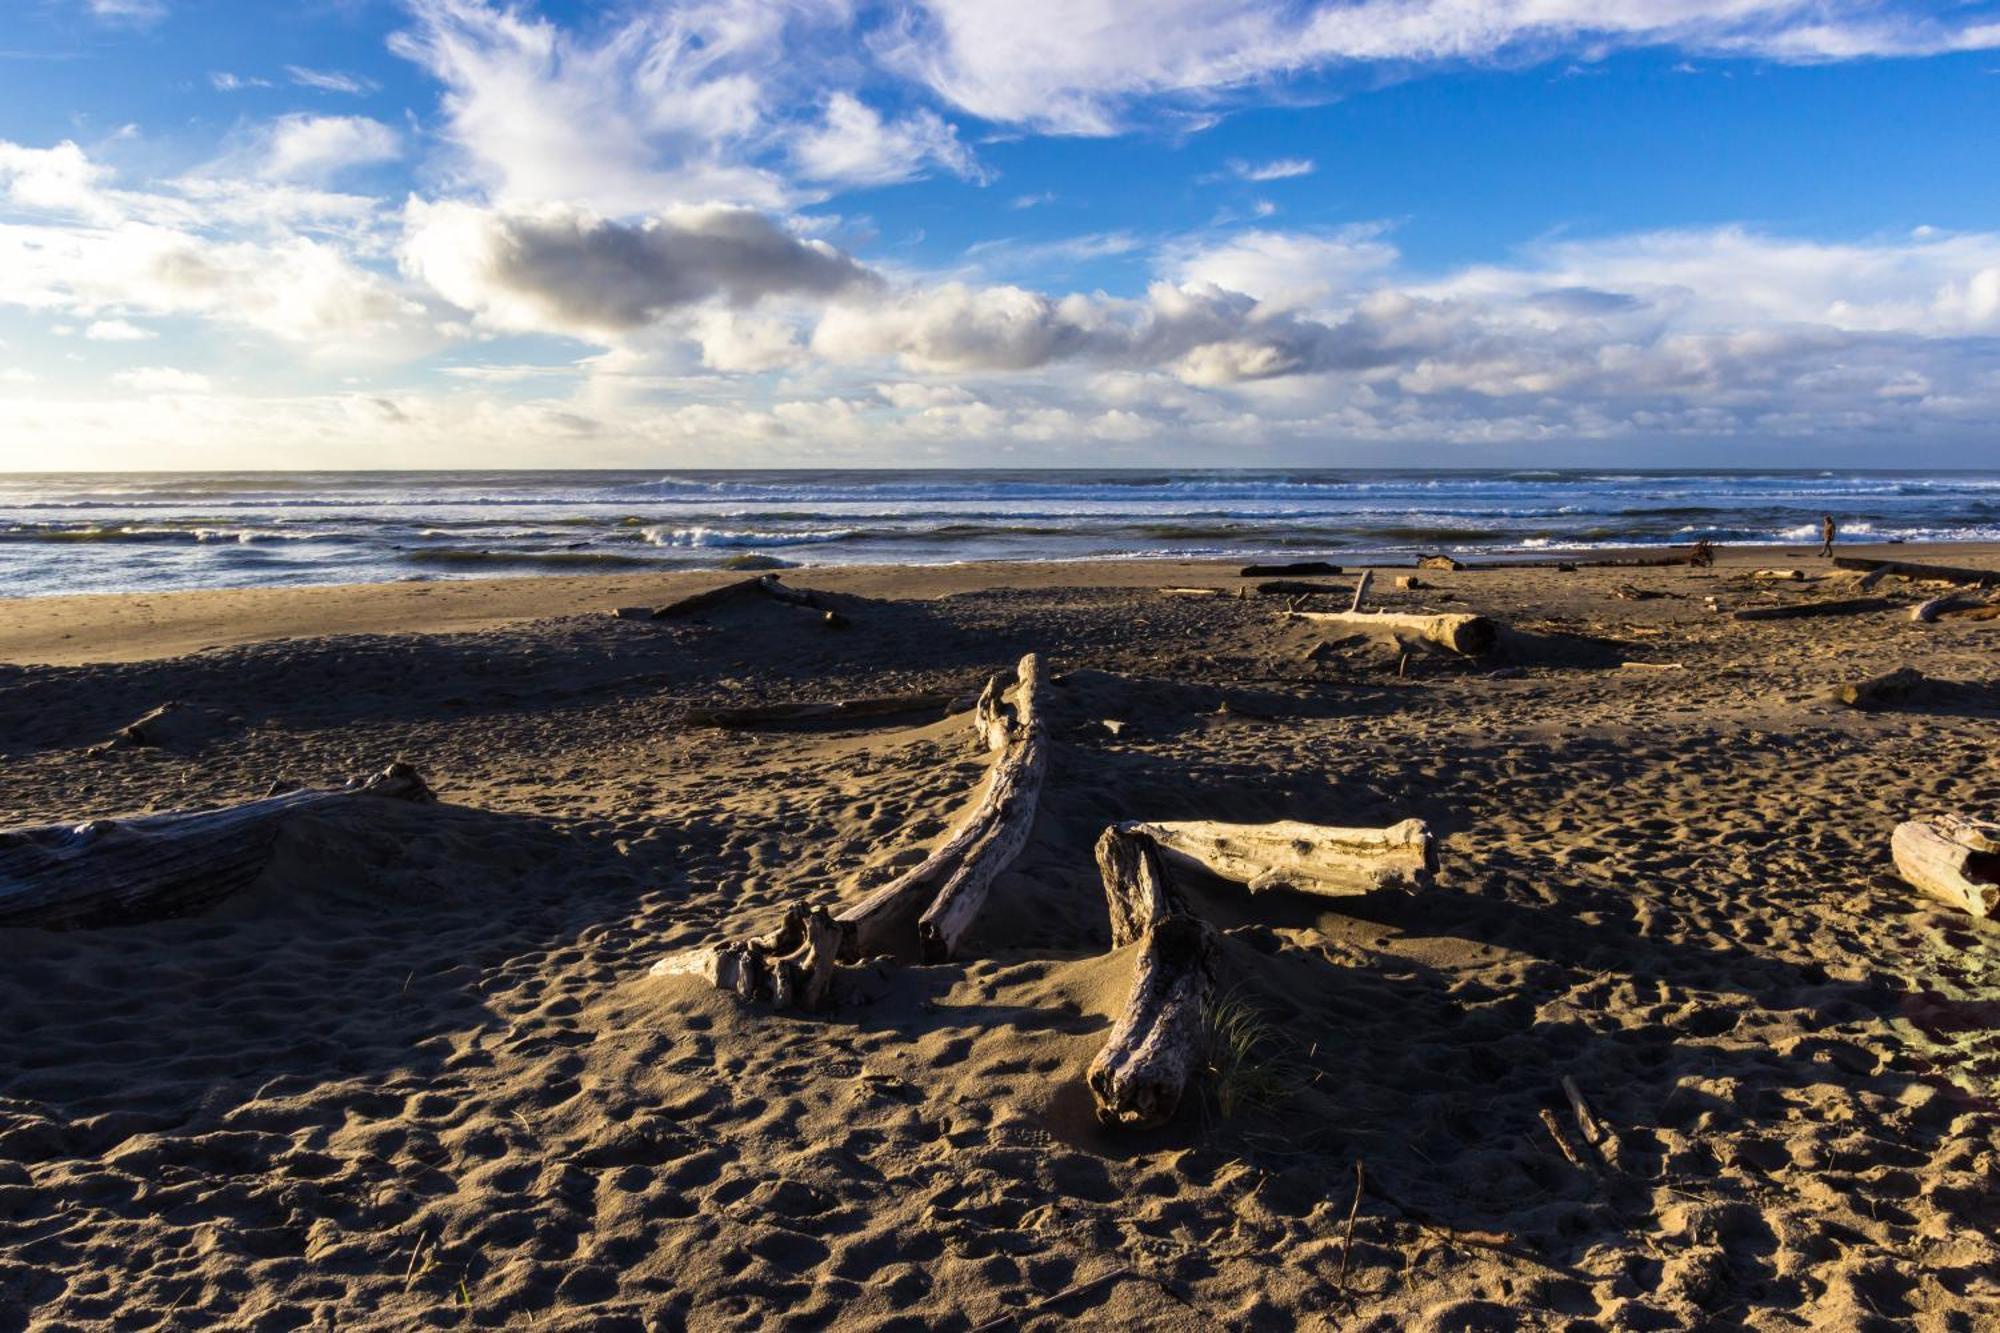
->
7, 539, 1998, 666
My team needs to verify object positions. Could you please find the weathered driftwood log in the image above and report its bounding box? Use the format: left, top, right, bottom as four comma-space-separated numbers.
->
1911, 595, 1981, 623
653, 574, 818, 619
1240, 561, 1340, 577
686, 691, 965, 729
835, 653, 1047, 962
1828, 666, 1924, 709
1157, 586, 1228, 599
1732, 597, 1893, 622
1255, 580, 1347, 597
1751, 569, 1806, 581
1118, 817, 1436, 897
651, 905, 844, 1009
1088, 826, 1213, 1129
1417, 554, 1466, 571
0, 764, 434, 929
1892, 816, 2000, 919
1285, 608, 1499, 656
1833, 557, 2000, 588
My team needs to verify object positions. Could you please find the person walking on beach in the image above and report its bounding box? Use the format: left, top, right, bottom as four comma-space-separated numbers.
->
1819, 513, 1837, 558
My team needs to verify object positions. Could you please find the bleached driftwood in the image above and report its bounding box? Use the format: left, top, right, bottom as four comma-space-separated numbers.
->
0, 764, 434, 929
1349, 570, 1373, 613
1732, 597, 1893, 622
836, 653, 1047, 962
1157, 586, 1228, 599
651, 904, 844, 1009
1912, 595, 1985, 623
1833, 557, 2000, 588
1087, 826, 1212, 1129
1118, 817, 1435, 898
1892, 816, 2000, 919
1751, 569, 1806, 581
1828, 666, 1924, 709
1285, 608, 1499, 656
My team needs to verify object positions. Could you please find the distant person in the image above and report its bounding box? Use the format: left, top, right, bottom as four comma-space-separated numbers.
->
1819, 514, 1837, 558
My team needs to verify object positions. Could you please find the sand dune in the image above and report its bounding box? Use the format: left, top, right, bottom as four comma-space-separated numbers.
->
2, 548, 1997, 1330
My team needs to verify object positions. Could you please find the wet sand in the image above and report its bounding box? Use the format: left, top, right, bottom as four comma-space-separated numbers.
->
1, 544, 1996, 1331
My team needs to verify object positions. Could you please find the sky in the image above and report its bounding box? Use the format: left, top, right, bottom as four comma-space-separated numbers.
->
2, 1, 2000, 470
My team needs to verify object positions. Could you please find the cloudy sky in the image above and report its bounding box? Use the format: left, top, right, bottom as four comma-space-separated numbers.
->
3, 0, 1999, 469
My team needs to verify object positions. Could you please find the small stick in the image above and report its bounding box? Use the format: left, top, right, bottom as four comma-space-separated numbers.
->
1539, 1108, 1594, 1175
1337, 1160, 1366, 1292
1560, 1075, 1604, 1147
1349, 569, 1373, 614
1396, 650, 1411, 679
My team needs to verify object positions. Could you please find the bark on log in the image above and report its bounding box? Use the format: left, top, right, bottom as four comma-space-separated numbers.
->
1284, 608, 1499, 656
0, 764, 435, 929
686, 691, 965, 728
1118, 816, 1436, 897
1832, 557, 2000, 588
1828, 666, 1924, 709
1892, 817, 2000, 919
1731, 597, 1893, 622
1086, 914, 1214, 1129
1240, 561, 1340, 577
835, 653, 1046, 962
651, 905, 844, 1009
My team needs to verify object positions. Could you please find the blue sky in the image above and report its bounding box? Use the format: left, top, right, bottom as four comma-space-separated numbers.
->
2, 0, 2000, 468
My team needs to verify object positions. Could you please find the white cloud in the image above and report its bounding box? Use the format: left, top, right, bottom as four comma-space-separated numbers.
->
84, 318, 154, 340
114, 366, 210, 394
286, 65, 378, 95
792, 93, 984, 187
1230, 157, 1314, 181
84, 0, 166, 26
210, 72, 274, 92
884, 1, 2000, 133
257, 115, 400, 182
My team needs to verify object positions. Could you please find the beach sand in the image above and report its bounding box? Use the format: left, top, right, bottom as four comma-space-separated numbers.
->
1, 544, 1996, 1331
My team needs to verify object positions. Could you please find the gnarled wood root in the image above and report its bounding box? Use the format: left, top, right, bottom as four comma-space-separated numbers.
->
651, 905, 844, 1009
0, 763, 435, 929
1892, 816, 2000, 919
1118, 817, 1436, 898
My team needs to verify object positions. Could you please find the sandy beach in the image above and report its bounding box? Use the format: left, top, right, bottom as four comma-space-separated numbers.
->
2, 543, 1996, 1331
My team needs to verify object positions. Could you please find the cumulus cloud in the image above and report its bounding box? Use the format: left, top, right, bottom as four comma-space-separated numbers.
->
114, 366, 210, 393
257, 115, 400, 182
401, 199, 881, 338
84, 317, 154, 340
883, 1, 2000, 133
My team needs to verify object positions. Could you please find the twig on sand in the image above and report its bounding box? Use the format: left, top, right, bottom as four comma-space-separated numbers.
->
1337, 1159, 1367, 1293
1539, 1107, 1597, 1177
1561, 1075, 1606, 1149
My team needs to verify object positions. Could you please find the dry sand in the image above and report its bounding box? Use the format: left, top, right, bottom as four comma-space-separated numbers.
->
1, 544, 1997, 1331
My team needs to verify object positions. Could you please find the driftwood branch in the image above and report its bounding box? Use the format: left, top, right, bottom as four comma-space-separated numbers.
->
1087, 827, 1213, 1129
1116, 817, 1435, 897
1731, 597, 1893, 622
1832, 557, 2000, 588
651, 905, 844, 1009
0, 764, 435, 929
1892, 815, 2000, 919
1284, 608, 1499, 656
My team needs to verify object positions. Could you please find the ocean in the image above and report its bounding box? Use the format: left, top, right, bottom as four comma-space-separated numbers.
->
3, 469, 1997, 599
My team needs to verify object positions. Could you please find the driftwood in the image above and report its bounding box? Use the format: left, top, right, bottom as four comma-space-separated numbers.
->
1751, 569, 1806, 582
1285, 608, 1499, 656
1349, 570, 1373, 612
1892, 815, 2000, 919
1417, 554, 1466, 571
1393, 575, 1427, 591
686, 691, 965, 729
1087, 827, 1213, 1129
1240, 561, 1340, 577
1732, 597, 1893, 622
86, 701, 236, 756
1157, 586, 1228, 599
1913, 594, 2000, 623
1118, 817, 1435, 897
836, 653, 1047, 963
1833, 557, 2000, 588
651, 905, 844, 1009
1828, 666, 1924, 709
653, 574, 819, 618
0, 764, 435, 929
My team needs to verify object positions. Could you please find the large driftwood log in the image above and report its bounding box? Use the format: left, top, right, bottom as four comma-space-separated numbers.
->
1118, 817, 1436, 897
1832, 557, 2000, 588
836, 653, 1047, 962
1088, 827, 1212, 1129
1731, 597, 1893, 622
1892, 816, 2000, 919
651, 905, 844, 1009
1240, 561, 1340, 577
1285, 608, 1499, 656
653, 574, 819, 619
0, 764, 434, 929
1255, 580, 1348, 597
1827, 666, 1924, 709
